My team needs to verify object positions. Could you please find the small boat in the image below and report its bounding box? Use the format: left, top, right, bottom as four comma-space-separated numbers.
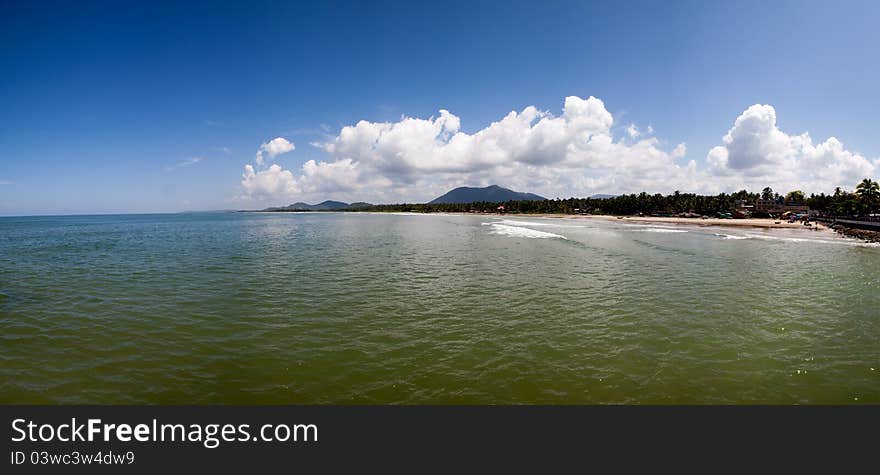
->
617, 216, 623, 219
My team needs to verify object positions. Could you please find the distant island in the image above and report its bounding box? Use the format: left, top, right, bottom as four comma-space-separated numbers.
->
429, 185, 545, 204
262, 200, 373, 211
259, 185, 545, 210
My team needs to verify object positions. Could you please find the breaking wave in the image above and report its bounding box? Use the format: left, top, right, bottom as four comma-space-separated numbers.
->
710, 231, 878, 247
713, 233, 749, 240
633, 228, 688, 233
484, 223, 566, 239
742, 233, 879, 246
492, 219, 584, 228
620, 223, 688, 233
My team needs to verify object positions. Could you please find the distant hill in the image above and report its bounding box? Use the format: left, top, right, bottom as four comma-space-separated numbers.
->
590, 194, 617, 199
429, 185, 546, 204
285, 200, 349, 211
263, 200, 372, 211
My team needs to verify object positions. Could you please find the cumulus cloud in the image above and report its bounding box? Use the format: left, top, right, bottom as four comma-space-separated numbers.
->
707, 104, 876, 193
254, 137, 295, 166
238, 98, 876, 204
301, 96, 689, 201
238, 96, 695, 203
241, 164, 298, 198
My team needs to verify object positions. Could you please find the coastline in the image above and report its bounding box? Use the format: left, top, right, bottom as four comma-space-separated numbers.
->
339, 211, 831, 231
257, 209, 880, 242
495, 213, 880, 243
558, 214, 829, 230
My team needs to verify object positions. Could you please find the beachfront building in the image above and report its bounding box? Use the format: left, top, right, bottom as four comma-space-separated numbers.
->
734, 200, 755, 213
754, 198, 810, 214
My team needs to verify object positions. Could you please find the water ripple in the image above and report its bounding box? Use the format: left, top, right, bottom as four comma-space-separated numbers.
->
0, 212, 878, 404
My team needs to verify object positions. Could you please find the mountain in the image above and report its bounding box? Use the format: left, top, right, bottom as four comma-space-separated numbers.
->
589, 194, 617, 199
263, 200, 372, 211
429, 185, 546, 204
296, 200, 350, 211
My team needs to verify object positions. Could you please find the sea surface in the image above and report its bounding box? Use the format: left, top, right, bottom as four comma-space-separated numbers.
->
1, 212, 878, 404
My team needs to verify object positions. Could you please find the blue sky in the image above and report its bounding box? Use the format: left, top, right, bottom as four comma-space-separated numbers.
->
1, 0, 878, 215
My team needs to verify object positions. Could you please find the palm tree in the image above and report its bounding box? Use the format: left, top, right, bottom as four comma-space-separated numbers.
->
785, 190, 805, 203
855, 178, 879, 213
761, 187, 774, 200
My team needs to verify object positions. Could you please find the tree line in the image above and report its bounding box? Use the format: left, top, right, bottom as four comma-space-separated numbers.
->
347, 178, 880, 216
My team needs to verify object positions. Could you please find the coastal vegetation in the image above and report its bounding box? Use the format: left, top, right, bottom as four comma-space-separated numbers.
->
347, 179, 880, 217
855, 178, 880, 211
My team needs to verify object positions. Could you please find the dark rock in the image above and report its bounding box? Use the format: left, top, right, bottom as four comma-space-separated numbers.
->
831, 224, 880, 243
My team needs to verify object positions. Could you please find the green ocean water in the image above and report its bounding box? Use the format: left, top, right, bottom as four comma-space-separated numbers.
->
1, 212, 878, 404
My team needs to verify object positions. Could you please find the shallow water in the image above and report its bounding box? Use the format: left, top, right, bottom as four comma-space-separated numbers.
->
1, 212, 878, 404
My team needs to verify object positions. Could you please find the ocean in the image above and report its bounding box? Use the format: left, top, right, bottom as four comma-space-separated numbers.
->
1, 212, 878, 403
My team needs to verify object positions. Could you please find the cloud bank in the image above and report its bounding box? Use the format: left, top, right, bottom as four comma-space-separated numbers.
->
239, 97, 877, 204
706, 104, 876, 193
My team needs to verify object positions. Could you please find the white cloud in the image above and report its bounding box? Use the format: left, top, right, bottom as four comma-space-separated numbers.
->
296, 96, 689, 201
671, 143, 687, 159
706, 104, 876, 193
164, 156, 203, 172
238, 96, 693, 203
238, 98, 877, 204
241, 164, 299, 198
626, 124, 640, 138
254, 137, 295, 166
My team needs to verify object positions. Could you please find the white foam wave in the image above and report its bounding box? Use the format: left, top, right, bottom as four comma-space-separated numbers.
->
492, 219, 584, 228
485, 223, 566, 239
743, 233, 804, 242
706, 230, 877, 247
737, 233, 879, 247
713, 233, 749, 240
621, 224, 680, 229
633, 228, 688, 233
386, 212, 453, 217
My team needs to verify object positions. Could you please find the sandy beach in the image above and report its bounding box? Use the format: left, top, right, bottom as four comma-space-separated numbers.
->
414, 211, 827, 231
354, 211, 831, 231
562, 214, 828, 230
